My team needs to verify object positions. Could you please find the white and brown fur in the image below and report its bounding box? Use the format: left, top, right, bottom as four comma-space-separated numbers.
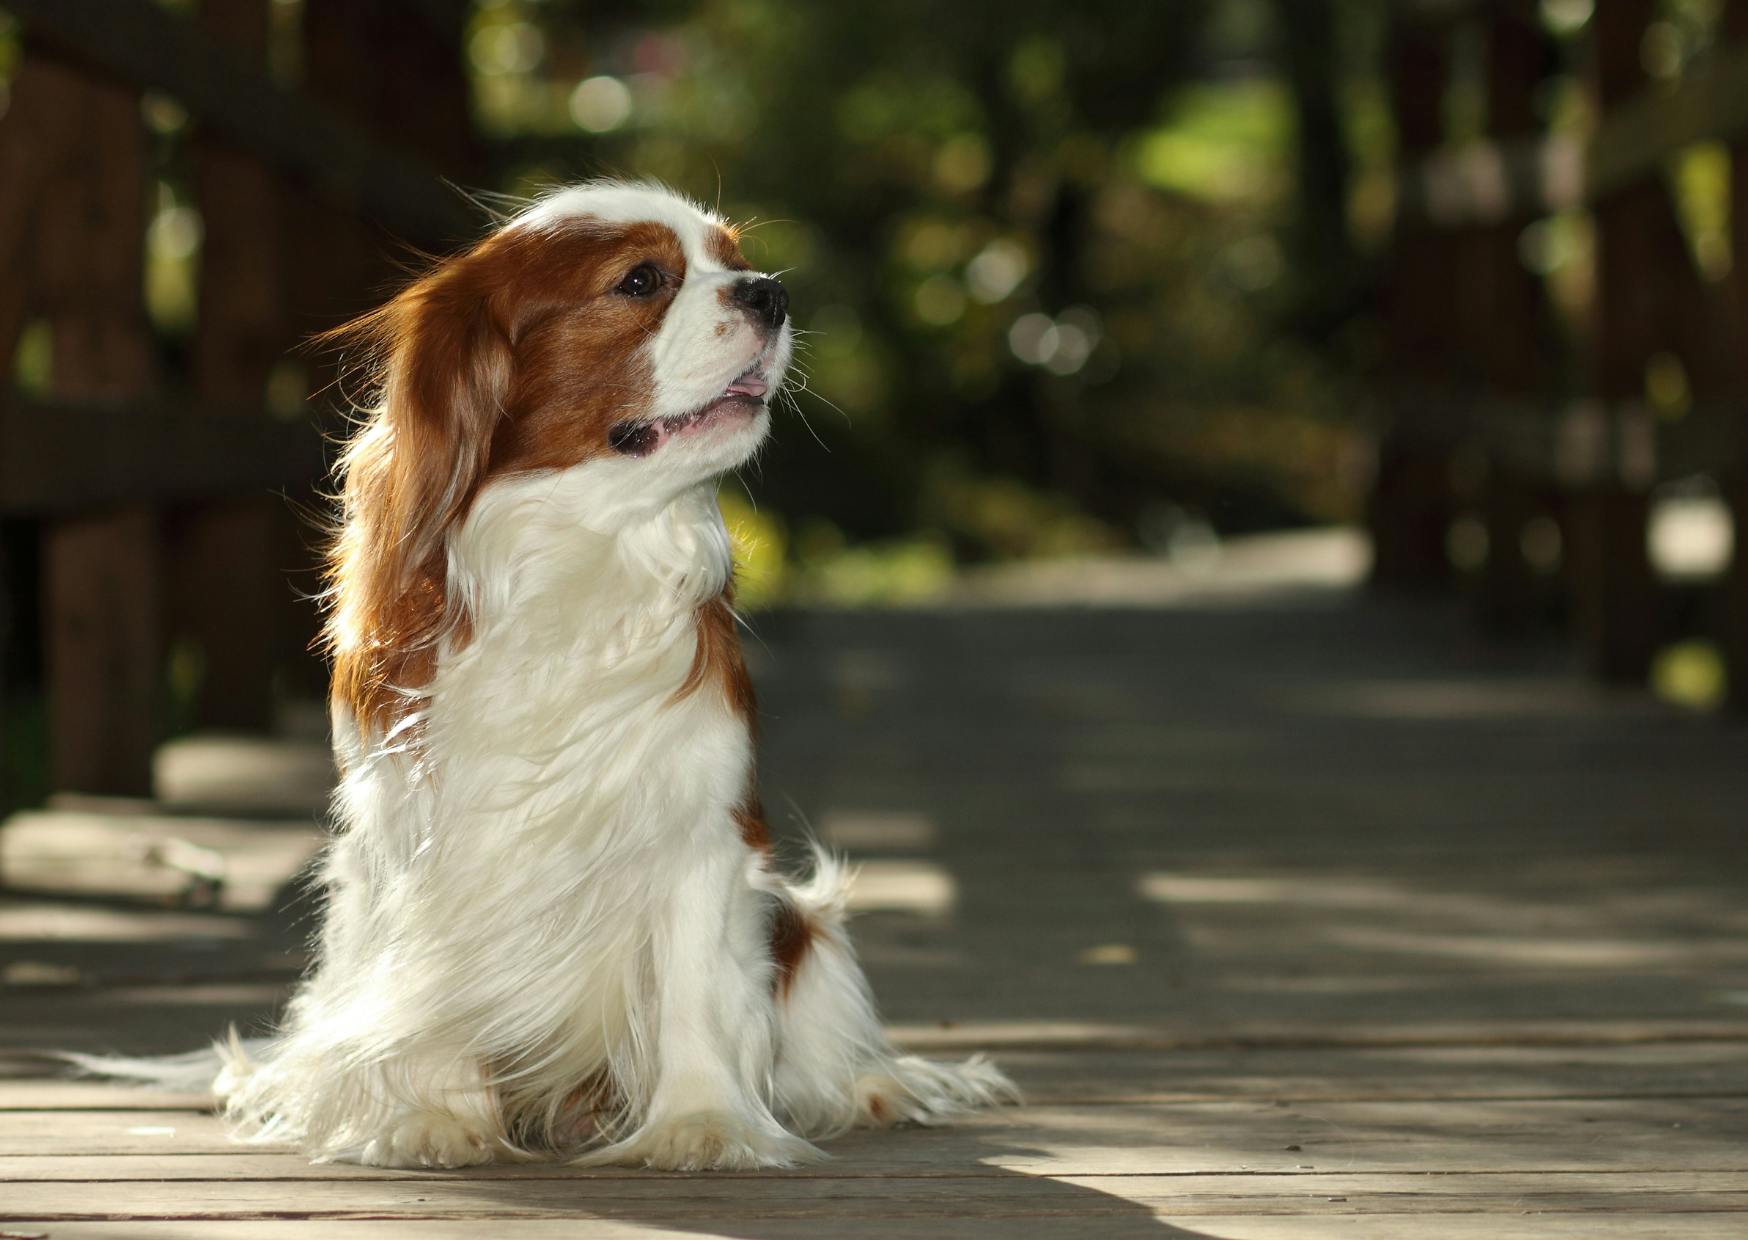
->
79, 182, 1012, 1169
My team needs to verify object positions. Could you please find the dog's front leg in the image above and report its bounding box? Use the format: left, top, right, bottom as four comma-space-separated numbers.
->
579, 840, 821, 1170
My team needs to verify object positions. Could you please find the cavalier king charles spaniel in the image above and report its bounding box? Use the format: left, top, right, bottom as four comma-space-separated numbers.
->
81, 182, 1012, 1169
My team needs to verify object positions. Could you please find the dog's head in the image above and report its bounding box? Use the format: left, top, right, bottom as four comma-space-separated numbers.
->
336, 180, 788, 521
325, 182, 788, 732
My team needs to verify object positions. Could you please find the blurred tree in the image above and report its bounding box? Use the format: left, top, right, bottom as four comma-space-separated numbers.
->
1269, 0, 1364, 340
471, 0, 1366, 585
0, 0, 1378, 601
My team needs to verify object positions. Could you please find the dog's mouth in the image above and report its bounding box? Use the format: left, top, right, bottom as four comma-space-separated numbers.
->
608, 368, 769, 457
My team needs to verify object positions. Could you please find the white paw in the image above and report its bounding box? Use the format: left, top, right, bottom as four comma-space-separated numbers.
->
359, 1111, 498, 1168
579, 1110, 822, 1171
855, 1054, 1020, 1127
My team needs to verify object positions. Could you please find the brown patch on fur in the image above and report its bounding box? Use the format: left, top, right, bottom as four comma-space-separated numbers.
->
677, 588, 770, 851
769, 896, 814, 997
491, 222, 685, 476
732, 786, 771, 851
675, 589, 756, 719
676, 588, 771, 852
321, 217, 688, 737
867, 1094, 890, 1122
709, 225, 752, 272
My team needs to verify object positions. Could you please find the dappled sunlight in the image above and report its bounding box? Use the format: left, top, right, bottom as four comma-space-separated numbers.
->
153, 735, 335, 815
1322, 926, 1739, 970
949, 529, 1370, 608
885, 1020, 1160, 1051
0, 902, 256, 943
1138, 865, 1748, 978
814, 810, 958, 917
1140, 864, 1748, 926
1, 808, 321, 912
818, 809, 938, 851
1139, 872, 1411, 910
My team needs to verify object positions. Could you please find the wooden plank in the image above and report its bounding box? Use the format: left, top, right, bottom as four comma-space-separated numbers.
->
2, 1097, 1744, 1172
9, 987, 1748, 1061
9, 1151, 1748, 1198
15, 1039, 1748, 1110
6, 819, 1748, 1050
10, 921, 1748, 1055
0, 807, 321, 912
1171, 1222, 1748, 1240
1, 1171, 1745, 1221
2, 1217, 1742, 1240
0, 401, 326, 517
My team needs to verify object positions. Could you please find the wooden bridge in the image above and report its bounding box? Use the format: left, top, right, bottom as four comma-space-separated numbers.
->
3, 0, 1748, 1233
2, 540, 1746, 1235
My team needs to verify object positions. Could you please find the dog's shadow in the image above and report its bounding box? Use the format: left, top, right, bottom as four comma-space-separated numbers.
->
419, 1118, 1199, 1238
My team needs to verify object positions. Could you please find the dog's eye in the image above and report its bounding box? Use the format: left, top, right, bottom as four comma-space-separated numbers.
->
615, 264, 663, 297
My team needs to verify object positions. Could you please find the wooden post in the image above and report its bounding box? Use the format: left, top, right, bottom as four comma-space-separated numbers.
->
1725, 0, 1748, 709
29, 57, 163, 794
1574, 0, 1661, 682
268, 0, 479, 703
1371, 13, 1456, 590
0, 60, 76, 369
1471, 7, 1552, 633
1, 54, 86, 813
0, 530, 9, 826
173, 0, 289, 731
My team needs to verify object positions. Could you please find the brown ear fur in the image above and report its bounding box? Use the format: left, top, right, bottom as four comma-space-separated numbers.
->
321, 254, 512, 738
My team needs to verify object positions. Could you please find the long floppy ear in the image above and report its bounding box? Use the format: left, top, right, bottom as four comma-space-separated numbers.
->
320, 258, 513, 735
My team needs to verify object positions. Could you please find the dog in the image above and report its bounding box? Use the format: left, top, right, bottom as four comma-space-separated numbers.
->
79, 182, 1013, 1169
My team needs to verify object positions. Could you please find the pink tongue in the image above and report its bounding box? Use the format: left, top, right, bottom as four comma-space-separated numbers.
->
726, 371, 767, 399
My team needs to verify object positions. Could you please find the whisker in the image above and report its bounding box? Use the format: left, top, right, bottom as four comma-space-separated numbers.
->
778, 386, 831, 453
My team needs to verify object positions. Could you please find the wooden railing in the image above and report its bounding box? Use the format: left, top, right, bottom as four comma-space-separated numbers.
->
1375, 0, 1748, 702
4, 0, 476, 251
0, 0, 480, 803
1397, 39, 1748, 227
0, 399, 327, 517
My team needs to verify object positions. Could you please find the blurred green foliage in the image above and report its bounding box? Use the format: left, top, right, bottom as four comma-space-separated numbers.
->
3, 0, 1737, 608
468, 0, 1376, 600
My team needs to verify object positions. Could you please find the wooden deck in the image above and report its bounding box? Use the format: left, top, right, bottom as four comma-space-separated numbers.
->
3, 554, 1747, 1236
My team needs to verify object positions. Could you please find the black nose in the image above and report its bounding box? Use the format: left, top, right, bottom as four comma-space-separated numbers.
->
731, 276, 788, 330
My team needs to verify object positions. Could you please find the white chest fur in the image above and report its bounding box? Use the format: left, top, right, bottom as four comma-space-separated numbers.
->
317, 476, 752, 1062
388, 473, 745, 838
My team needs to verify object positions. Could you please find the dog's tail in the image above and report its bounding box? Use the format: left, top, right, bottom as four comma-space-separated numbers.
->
781, 840, 855, 928
54, 1027, 268, 1095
